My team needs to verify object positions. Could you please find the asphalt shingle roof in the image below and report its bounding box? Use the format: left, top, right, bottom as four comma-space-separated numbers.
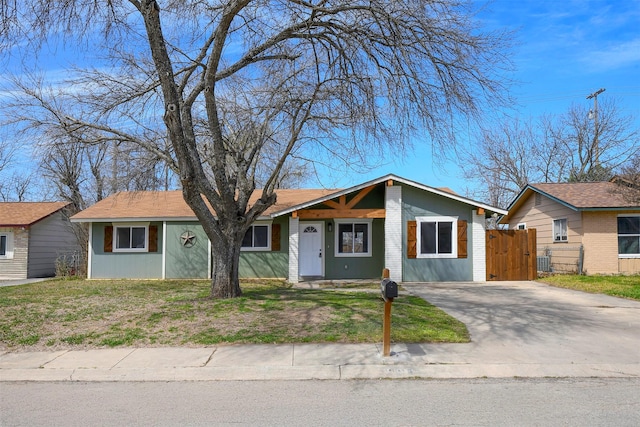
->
0, 202, 70, 226
70, 189, 339, 221
530, 181, 638, 209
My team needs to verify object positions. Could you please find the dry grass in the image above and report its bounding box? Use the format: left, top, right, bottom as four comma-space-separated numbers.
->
0, 278, 469, 351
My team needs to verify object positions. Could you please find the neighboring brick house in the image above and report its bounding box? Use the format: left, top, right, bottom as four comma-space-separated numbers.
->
0, 202, 79, 279
499, 182, 640, 275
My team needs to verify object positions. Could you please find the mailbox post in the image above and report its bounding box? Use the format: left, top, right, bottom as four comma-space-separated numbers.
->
381, 268, 398, 357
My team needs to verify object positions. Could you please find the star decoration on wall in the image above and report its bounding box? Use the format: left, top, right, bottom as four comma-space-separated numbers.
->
180, 231, 197, 248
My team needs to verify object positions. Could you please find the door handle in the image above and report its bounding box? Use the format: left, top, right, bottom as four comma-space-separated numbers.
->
319, 249, 322, 258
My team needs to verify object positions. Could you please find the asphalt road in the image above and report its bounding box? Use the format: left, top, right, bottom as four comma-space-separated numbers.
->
2, 378, 639, 426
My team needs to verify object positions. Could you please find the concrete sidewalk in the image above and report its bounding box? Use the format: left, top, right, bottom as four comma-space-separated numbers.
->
2, 281, 639, 382
2, 342, 639, 382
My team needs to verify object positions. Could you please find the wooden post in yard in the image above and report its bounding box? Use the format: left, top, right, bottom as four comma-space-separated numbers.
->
382, 268, 392, 357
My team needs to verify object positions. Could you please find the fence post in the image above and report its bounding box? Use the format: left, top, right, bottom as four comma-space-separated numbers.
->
382, 268, 392, 357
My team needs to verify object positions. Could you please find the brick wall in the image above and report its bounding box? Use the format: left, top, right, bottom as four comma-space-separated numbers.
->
582, 212, 618, 274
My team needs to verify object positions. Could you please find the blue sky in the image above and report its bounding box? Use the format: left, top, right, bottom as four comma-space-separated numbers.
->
327, 0, 640, 194
2, 0, 639, 201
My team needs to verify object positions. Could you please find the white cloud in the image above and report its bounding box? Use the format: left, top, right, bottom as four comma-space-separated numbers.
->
583, 38, 640, 72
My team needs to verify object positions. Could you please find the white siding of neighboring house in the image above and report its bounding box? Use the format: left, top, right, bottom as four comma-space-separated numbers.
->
384, 185, 402, 282
0, 227, 29, 279
27, 212, 79, 278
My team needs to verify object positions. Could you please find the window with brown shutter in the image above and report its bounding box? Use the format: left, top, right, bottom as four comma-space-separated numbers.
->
413, 216, 465, 258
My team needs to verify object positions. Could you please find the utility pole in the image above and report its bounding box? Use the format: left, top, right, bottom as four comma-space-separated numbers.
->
586, 88, 605, 166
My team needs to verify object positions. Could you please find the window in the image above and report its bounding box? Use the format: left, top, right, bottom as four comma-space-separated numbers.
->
517, 223, 526, 230
114, 224, 148, 252
335, 220, 371, 257
0, 232, 14, 259
618, 216, 640, 257
242, 224, 270, 250
416, 216, 457, 258
553, 218, 567, 242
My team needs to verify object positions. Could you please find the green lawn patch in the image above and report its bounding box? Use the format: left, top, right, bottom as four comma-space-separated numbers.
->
538, 275, 640, 301
0, 279, 469, 351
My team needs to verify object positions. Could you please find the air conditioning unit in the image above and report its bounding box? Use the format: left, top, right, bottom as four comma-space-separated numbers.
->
537, 256, 551, 272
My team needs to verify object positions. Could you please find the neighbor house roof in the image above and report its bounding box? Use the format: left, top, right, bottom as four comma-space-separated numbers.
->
500, 181, 640, 222
0, 202, 71, 227
70, 189, 339, 222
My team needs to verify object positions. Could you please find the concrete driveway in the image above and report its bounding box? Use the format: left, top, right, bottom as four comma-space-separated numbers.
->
0, 278, 51, 287
402, 281, 640, 369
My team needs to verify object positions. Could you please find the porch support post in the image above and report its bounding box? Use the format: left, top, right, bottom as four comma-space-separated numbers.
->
384, 184, 402, 282
288, 216, 300, 283
472, 209, 486, 282
87, 223, 93, 279
162, 221, 167, 279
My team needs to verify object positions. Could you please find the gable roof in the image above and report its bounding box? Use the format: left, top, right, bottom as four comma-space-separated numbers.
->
70, 174, 506, 223
0, 202, 71, 227
501, 181, 640, 222
273, 174, 506, 217
70, 189, 339, 222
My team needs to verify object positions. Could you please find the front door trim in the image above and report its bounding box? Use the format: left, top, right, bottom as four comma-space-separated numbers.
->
299, 221, 324, 278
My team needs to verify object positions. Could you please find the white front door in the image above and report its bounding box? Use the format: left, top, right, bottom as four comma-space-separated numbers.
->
299, 222, 323, 277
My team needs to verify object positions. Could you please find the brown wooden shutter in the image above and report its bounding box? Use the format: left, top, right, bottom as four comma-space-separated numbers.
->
457, 220, 468, 259
104, 226, 113, 253
271, 223, 281, 251
148, 225, 158, 252
407, 220, 417, 259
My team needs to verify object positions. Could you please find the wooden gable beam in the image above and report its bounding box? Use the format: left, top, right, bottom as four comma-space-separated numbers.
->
323, 199, 342, 209
346, 185, 375, 209
322, 185, 375, 210
297, 208, 386, 219
308, 185, 382, 218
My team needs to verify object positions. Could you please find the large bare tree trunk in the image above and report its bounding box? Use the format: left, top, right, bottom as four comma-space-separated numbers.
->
210, 235, 243, 299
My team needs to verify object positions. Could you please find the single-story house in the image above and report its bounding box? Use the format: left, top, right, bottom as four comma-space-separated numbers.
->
70, 174, 506, 283
499, 181, 640, 275
0, 202, 79, 279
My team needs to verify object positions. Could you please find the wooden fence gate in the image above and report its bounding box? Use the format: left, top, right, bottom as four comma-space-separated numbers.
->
486, 229, 537, 281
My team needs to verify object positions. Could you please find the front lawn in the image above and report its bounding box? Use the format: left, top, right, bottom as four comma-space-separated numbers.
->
0, 279, 469, 351
538, 275, 640, 301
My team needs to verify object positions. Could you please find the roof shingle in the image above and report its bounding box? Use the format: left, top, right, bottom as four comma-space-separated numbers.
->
70, 189, 339, 221
0, 202, 71, 226
531, 182, 638, 209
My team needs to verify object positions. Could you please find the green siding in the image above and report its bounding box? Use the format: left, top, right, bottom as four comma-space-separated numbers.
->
90, 222, 163, 279
401, 185, 474, 282
239, 253, 288, 278
165, 222, 209, 279
239, 217, 289, 278
324, 218, 385, 279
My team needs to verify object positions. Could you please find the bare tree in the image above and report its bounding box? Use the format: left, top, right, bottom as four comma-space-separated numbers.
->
614, 153, 640, 204
2, 0, 512, 298
460, 117, 566, 208
0, 139, 14, 173
558, 99, 637, 182
461, 98, 639, 208
0, 172, 32, 201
